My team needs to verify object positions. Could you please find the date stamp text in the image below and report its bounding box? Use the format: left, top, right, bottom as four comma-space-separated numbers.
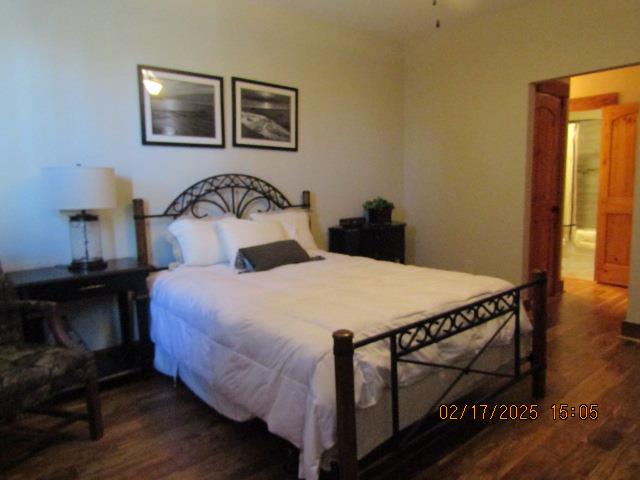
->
438, 403, 599, 421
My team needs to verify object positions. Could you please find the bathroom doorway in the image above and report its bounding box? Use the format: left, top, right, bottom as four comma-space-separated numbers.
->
561, 107, 603, 280
560, 66, 639, 287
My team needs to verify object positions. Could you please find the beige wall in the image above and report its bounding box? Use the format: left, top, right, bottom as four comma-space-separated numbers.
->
4, 0, 640, 331
0, 0, 404, 270
403, 0, 640, 323
0, 0, 404, 348
571, 65, 640, 103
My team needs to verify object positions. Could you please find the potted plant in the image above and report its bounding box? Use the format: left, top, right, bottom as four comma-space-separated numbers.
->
362, 197, 394, 224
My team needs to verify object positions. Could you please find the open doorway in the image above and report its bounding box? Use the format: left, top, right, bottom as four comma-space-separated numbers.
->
561, 97, 608, 280
529, 64, 638, 304
562, 66, 639, 287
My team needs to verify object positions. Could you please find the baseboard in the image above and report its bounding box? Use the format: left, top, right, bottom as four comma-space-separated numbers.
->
620, 321, 640, 342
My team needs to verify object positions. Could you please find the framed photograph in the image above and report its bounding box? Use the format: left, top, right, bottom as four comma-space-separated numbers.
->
232, 77, 298, 151
137, 65, 224, 147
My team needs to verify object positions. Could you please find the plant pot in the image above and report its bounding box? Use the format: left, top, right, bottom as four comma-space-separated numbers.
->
366, 207, 392, 224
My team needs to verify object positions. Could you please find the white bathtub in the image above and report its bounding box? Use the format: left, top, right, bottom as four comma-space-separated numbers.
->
573, 228, 596, 251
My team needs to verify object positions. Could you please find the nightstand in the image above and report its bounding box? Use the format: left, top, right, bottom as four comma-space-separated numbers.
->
329, 222, 406, 263
7, 258, 156, 382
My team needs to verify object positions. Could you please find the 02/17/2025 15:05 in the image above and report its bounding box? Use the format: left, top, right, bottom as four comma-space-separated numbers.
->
438, 403, 599, 421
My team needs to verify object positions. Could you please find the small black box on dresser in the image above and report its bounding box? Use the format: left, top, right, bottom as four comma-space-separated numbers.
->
328, 222, 406, 263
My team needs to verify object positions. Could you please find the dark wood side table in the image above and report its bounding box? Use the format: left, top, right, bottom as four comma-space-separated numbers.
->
329, 222, 406, 263
7, 258, 156, 383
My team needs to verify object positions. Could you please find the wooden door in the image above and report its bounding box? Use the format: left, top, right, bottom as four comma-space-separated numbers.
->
529, 81, 569, 296
595, 103, 638, 286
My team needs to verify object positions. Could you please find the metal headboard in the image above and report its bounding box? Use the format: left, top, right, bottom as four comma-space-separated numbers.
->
132, 173, 311, 265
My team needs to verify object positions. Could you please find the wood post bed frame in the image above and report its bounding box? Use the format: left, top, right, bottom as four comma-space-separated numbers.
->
132, 173, 547, 480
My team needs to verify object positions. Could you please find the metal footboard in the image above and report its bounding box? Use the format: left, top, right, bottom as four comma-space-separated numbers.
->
332, 270, 547, 479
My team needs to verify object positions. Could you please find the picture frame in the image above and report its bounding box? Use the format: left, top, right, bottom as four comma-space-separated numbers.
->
232, 77, 298, 151
137, 65, 224, 148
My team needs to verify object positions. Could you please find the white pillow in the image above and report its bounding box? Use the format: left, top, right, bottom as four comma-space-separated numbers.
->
250, 210, 317, 250
215, 218, 287, 265
167, 217, 225, 266
164, 230, 184, 263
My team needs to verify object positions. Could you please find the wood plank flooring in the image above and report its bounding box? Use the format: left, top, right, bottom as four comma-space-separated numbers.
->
2, 278, 637, 480
407, 278, 636, 480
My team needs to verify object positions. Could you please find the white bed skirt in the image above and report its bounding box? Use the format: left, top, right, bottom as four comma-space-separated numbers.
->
154, 343, 254, 422
153, 337, 529, 475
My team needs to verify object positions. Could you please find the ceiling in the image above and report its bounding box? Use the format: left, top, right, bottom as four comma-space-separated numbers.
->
258, 0, 533, 41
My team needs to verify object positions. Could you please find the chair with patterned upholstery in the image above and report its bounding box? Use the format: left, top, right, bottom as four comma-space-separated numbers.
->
0, 262, 103, 464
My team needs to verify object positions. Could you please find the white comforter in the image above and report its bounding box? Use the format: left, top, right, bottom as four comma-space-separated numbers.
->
150, 252, 526, 479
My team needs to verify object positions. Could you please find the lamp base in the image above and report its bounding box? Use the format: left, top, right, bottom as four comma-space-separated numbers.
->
68, 210, 107, 273
68, 258, 108, 273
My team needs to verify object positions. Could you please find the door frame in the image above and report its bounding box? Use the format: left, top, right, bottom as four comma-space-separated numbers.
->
569, 92, 619, 112
525, 65, 639, 340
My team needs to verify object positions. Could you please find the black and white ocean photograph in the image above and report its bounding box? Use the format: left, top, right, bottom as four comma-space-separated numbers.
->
232, 78, 298, 151
138, 66, 224, 147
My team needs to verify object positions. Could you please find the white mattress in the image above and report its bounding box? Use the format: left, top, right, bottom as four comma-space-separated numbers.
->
149, 251, 530, 479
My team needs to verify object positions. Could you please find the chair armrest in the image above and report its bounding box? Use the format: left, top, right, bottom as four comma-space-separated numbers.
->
5, 299, 80, 351
47, 308, 80, 351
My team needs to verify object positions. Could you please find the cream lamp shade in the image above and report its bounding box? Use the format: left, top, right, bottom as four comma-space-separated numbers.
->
44, 166, 117, 211
43, 165, 117, 272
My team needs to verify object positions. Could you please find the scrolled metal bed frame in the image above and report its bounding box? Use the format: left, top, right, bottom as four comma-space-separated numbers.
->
132, 173, 310, 265
132, 173, 547, 480
333, 274, 546, 479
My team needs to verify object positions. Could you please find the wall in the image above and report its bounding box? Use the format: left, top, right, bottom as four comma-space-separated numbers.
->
5, 0, 640, 330
571, 65, 640, 103
0, 0, 404, 271
0, 0, 403, 348
402, 0, 640, 323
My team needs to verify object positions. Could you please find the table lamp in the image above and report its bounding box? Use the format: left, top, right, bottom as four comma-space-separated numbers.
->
44, 165, 117, 272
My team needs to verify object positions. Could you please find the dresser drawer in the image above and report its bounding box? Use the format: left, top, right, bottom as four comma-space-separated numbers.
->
17, 272, 148, 302
329, 222, 406, 263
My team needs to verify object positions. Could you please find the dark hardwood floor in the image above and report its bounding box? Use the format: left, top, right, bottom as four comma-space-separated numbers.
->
408, 278, 637, 480
2, 278, 637, 480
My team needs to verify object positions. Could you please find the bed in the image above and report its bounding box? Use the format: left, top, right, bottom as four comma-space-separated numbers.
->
132, 174, 547, 480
